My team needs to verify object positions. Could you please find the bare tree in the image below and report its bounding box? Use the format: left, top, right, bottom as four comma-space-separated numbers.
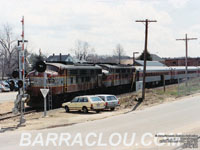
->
0, 24, 18, 79
73, 40, 94, 61
113, 44, 125, 64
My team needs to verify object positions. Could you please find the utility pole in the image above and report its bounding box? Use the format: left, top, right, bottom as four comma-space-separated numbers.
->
133, 52, 139, 65
136, 19, 157, 100
176, 34, 197, 87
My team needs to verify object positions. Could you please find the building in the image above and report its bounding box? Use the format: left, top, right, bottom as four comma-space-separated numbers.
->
121, 54, 165, 66
150, 54, 164, 62
134, 60, 166, 66
46, 54, 74, 64
164, 58, 200, 66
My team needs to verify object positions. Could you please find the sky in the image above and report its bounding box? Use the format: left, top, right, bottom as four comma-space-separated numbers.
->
1, 0, 200, 58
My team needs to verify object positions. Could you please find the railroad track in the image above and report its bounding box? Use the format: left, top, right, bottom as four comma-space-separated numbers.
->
0, 109, 36, 121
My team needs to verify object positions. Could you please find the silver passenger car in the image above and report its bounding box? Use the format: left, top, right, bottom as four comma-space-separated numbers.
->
96, 95, 120, 111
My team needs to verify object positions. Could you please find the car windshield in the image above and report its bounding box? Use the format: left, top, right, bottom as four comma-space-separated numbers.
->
90, 97, 103, 102
107, 96, 117, 101
71, 97, 78, 102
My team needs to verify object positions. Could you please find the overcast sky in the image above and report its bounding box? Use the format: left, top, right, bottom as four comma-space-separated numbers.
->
1, 0, 200, 58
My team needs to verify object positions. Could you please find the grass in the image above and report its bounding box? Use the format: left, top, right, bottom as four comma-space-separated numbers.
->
118, 77, 200, 109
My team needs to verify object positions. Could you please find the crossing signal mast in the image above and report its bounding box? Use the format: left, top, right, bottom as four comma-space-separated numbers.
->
21, 16, 25, 92
13, 16, 28, 125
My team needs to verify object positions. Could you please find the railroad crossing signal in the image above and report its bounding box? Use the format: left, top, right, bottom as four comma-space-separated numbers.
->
36, 61, 47, 73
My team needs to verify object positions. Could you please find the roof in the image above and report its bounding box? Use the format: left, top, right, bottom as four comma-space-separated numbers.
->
135, 66, 171, 71
150, 54, 164, 61
46, 63, 102, 70
135, 60, 166, 67
95, 94, 116, 97
46, 54, 74, 63
170, 66, 200, 70
99, 64, 133, 69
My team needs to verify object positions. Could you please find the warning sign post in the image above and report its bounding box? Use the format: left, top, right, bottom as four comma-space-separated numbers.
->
40, 88, 49, 117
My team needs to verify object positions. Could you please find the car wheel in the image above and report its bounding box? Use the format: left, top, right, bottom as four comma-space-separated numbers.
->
82, 107, 88, 113
110, 107, 115, 111
96, 110, 100, 113
65, 106, 70, 112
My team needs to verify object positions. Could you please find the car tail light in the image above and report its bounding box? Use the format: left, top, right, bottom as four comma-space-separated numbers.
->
105, 102, 108, 106
91, 104, 93, 108
118, 101, 120, 105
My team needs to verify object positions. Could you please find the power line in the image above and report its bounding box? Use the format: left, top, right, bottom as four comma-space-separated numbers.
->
135, 19, 157, 100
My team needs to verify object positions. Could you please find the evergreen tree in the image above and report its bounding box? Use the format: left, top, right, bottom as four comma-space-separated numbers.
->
137, 50, 152, 61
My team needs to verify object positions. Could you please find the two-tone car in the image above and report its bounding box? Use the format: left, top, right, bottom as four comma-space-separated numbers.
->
96, 95, 120, 111
62, 95, 105, 113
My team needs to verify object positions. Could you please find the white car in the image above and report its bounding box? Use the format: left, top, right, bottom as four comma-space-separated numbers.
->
62, 95, 105, 113
96, 95, 120, 111
0, 83, 10, 92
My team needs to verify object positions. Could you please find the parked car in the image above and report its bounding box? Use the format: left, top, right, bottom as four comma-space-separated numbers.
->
0, 83, 10, 92
96, 95, 120, 111
6, 79, 19, 91
0, 81, 10, 91
62, 95, 105, 113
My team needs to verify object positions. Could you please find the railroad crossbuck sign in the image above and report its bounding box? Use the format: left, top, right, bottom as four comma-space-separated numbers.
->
40, 89, 49, 98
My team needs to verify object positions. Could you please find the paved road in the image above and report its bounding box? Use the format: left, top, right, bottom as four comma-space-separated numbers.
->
0, 94, 200, 150
0, 92, 17, 103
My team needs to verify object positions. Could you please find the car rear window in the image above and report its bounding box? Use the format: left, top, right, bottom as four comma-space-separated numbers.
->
99, 96, 105, 101
107, 96, 117, 101
90, 97, 102, 102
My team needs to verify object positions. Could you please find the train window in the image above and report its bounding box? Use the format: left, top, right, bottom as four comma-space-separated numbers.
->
76, 76, 78, 83
80, 70, 87, 75
70, 77, 73, 84
116, 69, 120, 73
47, 65, 59, 72
69, 70, 78, 75
97, 69, 102, 74
91, 70, 94, 75
122, 69, 126, 73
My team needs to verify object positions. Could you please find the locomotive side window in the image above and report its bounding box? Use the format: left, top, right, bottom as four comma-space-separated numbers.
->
47, 65, 59, 72
70, 70, 78, 75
